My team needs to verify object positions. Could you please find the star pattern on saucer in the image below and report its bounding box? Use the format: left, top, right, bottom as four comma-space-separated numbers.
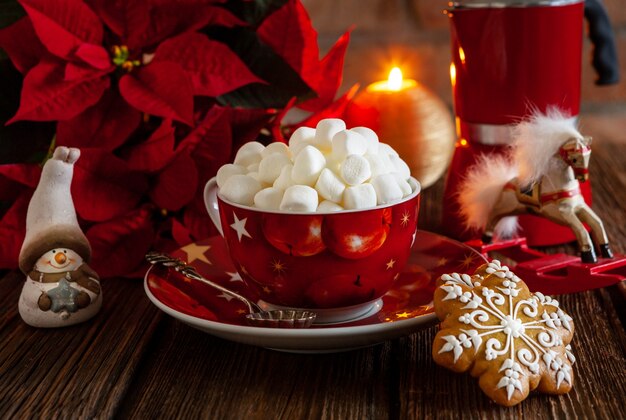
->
461, 253, 479, 270
226, 271, 243, 283
386, 259, 396, 270
216, 293, 234, 302
437, 257, 449, 267
230, 213, 251, 242
181, 243, 211, 265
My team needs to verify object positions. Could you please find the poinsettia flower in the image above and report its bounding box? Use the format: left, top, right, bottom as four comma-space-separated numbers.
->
0, 0, 263, 147
0, 0, 353, 279
86, 205, 156, 278
257, 0, 351, 112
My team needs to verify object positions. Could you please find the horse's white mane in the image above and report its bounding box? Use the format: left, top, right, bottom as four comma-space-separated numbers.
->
513, 108, 580, 187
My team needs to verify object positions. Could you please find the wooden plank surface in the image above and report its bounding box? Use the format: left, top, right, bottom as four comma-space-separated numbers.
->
1, 126, 625, 418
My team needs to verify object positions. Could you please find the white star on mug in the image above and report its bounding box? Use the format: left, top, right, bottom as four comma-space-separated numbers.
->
230, 213, 252, 242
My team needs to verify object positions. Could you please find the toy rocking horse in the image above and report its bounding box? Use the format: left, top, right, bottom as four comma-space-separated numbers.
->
459, 109, 613, 264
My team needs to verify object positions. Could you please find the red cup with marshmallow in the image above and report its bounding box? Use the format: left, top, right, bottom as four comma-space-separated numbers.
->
204, 119, 421, 323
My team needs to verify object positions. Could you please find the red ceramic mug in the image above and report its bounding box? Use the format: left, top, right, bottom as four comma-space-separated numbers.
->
204, 177, 421, 323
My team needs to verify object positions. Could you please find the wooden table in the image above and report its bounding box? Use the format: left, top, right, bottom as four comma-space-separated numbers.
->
2, 129, 625, 419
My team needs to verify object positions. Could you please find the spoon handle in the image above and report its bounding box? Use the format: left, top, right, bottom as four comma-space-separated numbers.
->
145, 252, 261, 314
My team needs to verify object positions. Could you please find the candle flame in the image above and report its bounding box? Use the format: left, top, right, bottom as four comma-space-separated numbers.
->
388, 67, 403, 91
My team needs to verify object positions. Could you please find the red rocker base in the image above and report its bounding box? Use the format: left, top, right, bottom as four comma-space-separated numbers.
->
465, 237, 626, 295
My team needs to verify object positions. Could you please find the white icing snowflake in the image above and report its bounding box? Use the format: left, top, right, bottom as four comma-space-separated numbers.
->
435, 260, 575, 403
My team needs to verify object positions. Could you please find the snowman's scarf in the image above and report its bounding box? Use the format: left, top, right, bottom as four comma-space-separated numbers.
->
28, 263, 100, 294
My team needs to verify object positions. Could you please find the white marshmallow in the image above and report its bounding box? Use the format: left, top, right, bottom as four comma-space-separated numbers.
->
317, 200, 344, 212
291, 145, 326, 186
378, 142, 399, 157
247, 163, 259, 173
234, 141, 265, 167
315, 168, 346, 203
324, 154, 342, 175
389, 154, 411, 179
216, 164, 246, 188
273, 164, 295, 190
365, 154, 394, 177
392, 172, 413, 196
371, 174, 403, 204
290, 140, 313, 157
350, 127, 379, 155
331, 130, 367, 159
254, 187, 284, 210
258, 153, 292, 184
289, 127, 315, 157
246, 171, 263, 184
261, 141, 291, 158
220, 174, 263, 206
344, 184, 377, 209
289, 126, 316, 147
280, 185, 318, 212
340, 154, 372, 186
314, 119, 346, 151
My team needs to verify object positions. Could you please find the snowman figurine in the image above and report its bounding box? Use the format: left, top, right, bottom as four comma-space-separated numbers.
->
18, 147, 102, 328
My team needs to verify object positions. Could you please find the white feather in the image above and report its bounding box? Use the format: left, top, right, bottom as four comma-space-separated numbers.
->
458, 153, 517, 232
494, 216, 519, 239
514, 108, 579, 187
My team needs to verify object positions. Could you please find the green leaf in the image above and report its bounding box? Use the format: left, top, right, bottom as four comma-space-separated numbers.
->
0, 0, 25, 29
222, 0, 288, 27
205, 26, 315, 109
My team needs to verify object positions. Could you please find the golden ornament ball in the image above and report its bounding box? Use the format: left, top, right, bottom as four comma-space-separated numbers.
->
346, 79, 455, 188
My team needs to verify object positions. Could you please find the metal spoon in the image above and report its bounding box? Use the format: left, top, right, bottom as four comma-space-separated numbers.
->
145, 252, 316, 328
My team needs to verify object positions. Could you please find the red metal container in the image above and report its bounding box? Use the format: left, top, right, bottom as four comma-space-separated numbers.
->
443, 0, 590, 246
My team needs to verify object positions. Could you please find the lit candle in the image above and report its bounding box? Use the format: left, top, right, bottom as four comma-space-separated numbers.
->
346, 67, 455, 188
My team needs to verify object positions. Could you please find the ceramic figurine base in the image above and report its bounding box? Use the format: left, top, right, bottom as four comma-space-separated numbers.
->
19, 278, 102, 328
466, 237, 626, 295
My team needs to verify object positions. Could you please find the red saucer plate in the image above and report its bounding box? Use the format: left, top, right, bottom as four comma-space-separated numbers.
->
144, 231, 486, 352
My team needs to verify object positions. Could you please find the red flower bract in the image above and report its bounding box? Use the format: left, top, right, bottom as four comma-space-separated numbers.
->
0, 0, 353, 278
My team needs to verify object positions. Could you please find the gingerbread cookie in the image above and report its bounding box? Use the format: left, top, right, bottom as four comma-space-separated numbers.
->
432, 260, 575, 406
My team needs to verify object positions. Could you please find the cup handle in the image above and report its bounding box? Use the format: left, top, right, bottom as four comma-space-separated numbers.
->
204, 177, 224, 236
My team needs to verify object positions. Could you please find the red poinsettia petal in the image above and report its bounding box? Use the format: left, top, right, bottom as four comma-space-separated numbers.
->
150, 149, 198, 211
171, 218, 193, 247
180, 106, 232, 182
73, 149, 148, 222
86, 206, 155, 278
119, 62, 194, 125
183, 197, 218, 242
229, 107, 274, 147
257, 0, 319, 89
0, 192, 31, 270
91, 1, 242, 50
0, 163, 42, 189
270, 96, 297, 142
123, 118, 176, 172
74, 43, 112, 70
298, 30, 351, 112
293, 83, 359, 129
57, 89, 141, 150
8, 56, 109, 123
154, 32, 264, 97
0, 17, 46, 74
19, 0, 104, 61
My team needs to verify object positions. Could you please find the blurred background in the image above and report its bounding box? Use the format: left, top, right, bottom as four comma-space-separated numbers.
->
303, 0, 626, 140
